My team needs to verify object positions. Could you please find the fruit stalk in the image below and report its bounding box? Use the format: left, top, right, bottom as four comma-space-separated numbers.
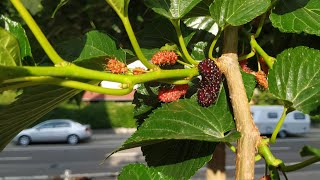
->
216, 26, 260, 180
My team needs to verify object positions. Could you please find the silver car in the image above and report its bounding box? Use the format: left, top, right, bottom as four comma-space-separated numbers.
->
13, 119, 92, 145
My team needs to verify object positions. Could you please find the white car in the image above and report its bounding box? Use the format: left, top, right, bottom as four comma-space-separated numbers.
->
13, 119, 92, 145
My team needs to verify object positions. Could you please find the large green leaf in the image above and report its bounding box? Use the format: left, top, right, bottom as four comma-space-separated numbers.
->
184, 16, 218, 35
300, 146, 320, 157
142, 140, 216, 179
144, 0, 202, 20
137, 17, 195, 49
270, 0, 320, 37
0, 28, 21, 66
0, 86, 81, 150
116, 88, 239, 152
118, 164, 174, 180
209, 0, 271, 27
0, 15, 33, 65
57, 30, 126, 62
268, 46, 320, 115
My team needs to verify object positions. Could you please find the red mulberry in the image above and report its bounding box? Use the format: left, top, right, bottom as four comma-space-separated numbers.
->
151, 51, 178, 65
158, 84, 188, 103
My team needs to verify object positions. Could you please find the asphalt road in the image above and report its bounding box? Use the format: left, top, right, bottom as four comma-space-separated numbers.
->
1, 129, 320, 180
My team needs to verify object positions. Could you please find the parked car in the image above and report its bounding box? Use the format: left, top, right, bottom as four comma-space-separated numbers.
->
251, 105, 310, 138
13, 119, 92, 145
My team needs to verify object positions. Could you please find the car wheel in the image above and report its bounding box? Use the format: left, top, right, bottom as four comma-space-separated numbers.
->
67, 134, 79, 145
278, 131, 287, 138
18, 135, 31, 146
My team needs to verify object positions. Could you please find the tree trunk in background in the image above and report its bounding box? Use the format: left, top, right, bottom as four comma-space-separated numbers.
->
206, 143, 226, 180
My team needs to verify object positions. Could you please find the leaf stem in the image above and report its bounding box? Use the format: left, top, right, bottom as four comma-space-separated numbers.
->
280, 156, 320, 172
250, 35, 276, 69
254, 13, 267, 38
270, 107, 288, 144
10, 0, 66, 65
2, 76, 133, 95
209, 29, 222, 60
121, 17, 155, 69
238, 50, 255, 61
171, 19, 198, 65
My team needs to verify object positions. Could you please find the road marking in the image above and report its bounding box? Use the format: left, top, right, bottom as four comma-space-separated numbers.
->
270, 146, 291, 151
0, 172, 118, 180
0, 157, 32, 161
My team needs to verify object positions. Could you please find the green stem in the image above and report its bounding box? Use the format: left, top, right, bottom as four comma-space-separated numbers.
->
10, 0, 66, 65
281, 156, 320, 172
250, 35, 276, 69
1, 65, 198, 86
258, 140, 283, 167
121, 17, 155, 69
254, 13, 267, 38
269, 166, 280, 180
270, 107, 288, 144
176, 60, 192, 67
171, 19, 198, 65
238, 50, 255, 61
226, 142, 236, 153
208, 29, 222, 60
2, 76, 132, 95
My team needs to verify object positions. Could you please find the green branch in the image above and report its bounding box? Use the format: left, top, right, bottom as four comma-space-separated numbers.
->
281, 156, 320, 172
1, 65, 198, 87
171, 19, 198, 65
270, 107, 288, 144
2, 76, 133, 95
10, 0, 66, 65
209, 29, 222, 60
250, 35, 276, 69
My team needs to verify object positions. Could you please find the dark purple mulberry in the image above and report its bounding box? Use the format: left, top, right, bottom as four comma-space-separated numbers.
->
197, 59, 222, 107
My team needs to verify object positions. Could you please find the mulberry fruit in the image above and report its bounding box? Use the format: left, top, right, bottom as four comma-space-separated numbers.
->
106, 58, 128, 74
151, 51, 178, 65
198, 59, 222, 82
197, 83, 218, 107
158, 84, 188, 103
197, 59, 222, 107
255, 71, 268, 89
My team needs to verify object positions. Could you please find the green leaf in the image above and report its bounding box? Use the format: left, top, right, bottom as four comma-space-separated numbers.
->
300, 146, 320, 157
242, 71, 256, 100
184, 16, 219, 35
21, 0, 43, 15
270, 0, 320, 37
0, 86, 82, 150
0, 15, 33, 65
105, 0, 130, 17
117, 90, 239, 152
142, 140, 216, 179
268, 46, 320, 115
191, 41, 208, 60
57, 30, 126, 62
118, 164, 174, 180
137, 17, 195, 49
209, 0, 271, 27
0, 28, 21, 66
144, 0, 202, 20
